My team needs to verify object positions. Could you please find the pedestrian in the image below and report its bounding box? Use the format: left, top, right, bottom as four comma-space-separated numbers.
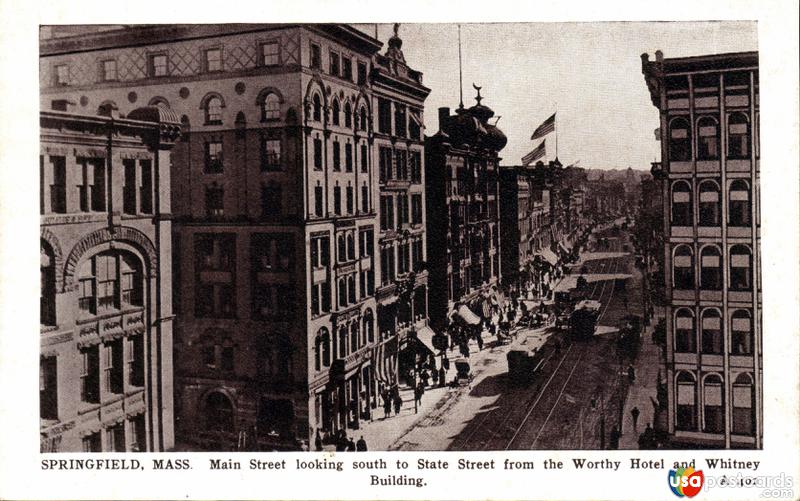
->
459, 342, 470, 359
442, 355, 450, 372
414, 384, 423, 406
393, 393, 402, 415
631, 406, 640, 431
627, 365, 636, 384
420, 369, 430, 387
382, 395, 391, 419
610, 426, 621, 450
315, 429, 323, 451
642, 423, 655, 449
438, 366, 446, 387
356, 436, 367, 451
346, 437, 356, 451
476, 331, 484, 351
335, 432, 347, 452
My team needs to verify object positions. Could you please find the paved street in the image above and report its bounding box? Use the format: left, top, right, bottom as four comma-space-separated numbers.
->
380, 225, 648, 451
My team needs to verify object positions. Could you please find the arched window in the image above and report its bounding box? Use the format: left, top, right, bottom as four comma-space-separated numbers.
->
675, 371, 697, 431
331, 99, 340, 126
700, 245, 722, 290
730, 245, 752, 291
698, 180, 721, 226
316, 328, 330, 369
78, 251, 143, 316
205, 391, 234, 431
41, 241, 56, 326
674, 308, 696, 353
669, 117, 691, 161
205, 96, 223, 124
728, 180, 751, 226
732, 373, 755, 435
727, 112, 750, 159
359, 106, 368, 132
671, 180, 692, 226
337, 235, 347, 263
731, 310, 753, 355
312, 94, 321, 122
703, 374, 724, 433
338, 325, 348, 358
347, 234, 355, 261
701, 308, 722, 355
344, 102, 352, 128
673, 245, 694, 290
347, 275, 356, 304
338, 277, 347, 308
350, 322, 359, 353
697, 116, 719, 160
364, 309, 374, 343
262, 93, 281, 121
148, 96, 170, 108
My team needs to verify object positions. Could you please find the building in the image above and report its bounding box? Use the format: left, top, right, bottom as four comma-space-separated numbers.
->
370, 26, 433, 386
40, 24, 425, 450
39, 107, 180, 452
642, 50, 761, 448
425, 90, 506, 332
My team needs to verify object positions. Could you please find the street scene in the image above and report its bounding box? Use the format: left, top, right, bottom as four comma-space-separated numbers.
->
38, 22, 760, 452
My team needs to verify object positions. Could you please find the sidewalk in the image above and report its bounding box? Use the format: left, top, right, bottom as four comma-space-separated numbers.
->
619, 312, 665, 449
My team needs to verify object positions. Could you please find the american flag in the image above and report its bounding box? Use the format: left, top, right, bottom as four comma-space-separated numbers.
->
522, 139, 546, 166
530, 112, 556, 140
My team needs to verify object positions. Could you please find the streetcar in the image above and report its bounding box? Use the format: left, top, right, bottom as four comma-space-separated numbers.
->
569, 299, 601, 340
506, 333, 552, 385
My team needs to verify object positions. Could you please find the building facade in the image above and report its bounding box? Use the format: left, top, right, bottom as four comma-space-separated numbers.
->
425, 91, 506, 332
40, 107, 180, 452
40, 24, 421, 450
642, 50, 761, 448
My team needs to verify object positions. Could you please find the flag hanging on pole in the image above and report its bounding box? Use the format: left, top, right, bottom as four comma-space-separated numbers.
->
522, 139, 546, 166
530, 112, 556, 140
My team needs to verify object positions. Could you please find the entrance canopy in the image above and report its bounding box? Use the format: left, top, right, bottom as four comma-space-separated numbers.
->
456, 304, 481, 326
415, 325, 437, 354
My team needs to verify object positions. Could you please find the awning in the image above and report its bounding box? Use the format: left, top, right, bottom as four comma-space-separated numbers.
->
558, 242, 570, 255
538, 249, 558, 266
457, 305, 481, 326
414, 325, 437, 354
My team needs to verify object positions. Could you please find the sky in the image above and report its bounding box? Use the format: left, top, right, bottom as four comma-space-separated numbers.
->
357, 22, 757, 170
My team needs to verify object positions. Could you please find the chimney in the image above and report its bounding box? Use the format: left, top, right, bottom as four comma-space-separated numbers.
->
51, 99, 76, 112
438, 107, 450, 129
655, 50, 663, 62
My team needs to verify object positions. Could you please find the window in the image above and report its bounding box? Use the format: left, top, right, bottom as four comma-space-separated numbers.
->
313, 137, 322, 169
41, 243, 56, 326
394, 103, 407, 138
54, 64, 69, 85
395, 150, 408, 180
311, 235, 330, 269
78, 251, 143, 315
333, 185, 341, 215
675, 371, 697, 431
671, 180, 692, 226
344, 102, 352, 128
205, 48, 222, 72
80, 345, 100, 404
410, 151, 422, 183
342, 57, 352, 80
337, 234, 347, 264
105, 338, 124, 395
315, 328, 331, 370
380, 195, 394, 231
729, 180, 751, 226
310, 43, 321, 69
673, 245, 694, 290
728, 112, 750, 159
349, 321, 359, 352
345, 143, 353, 172
262, 93, 281, 121
128, 414, 146, 452
703, 374, 724, 433
331, 99, 340, 126
359, 229, 373, 257
338, 278, 347, 308
127, 334, 144, 387
332, 141, 341, 171
409, 111, 421, 140
49, 156, 67, 214
205, 185, 224, 217
314, 185, 323, 217
348, 276, 357, 304
697, 116, 719, 160
698, 180, 721, 226
346, 185, 353, 214
123, 160, 136, 215
412, 239, 424, 272
730, 245, 752, 291
139, 160, 153, 214
253, 283, 293, 319
361, 184, 369, 213
261, 183, 282, 219
261, 41, 279, 66
732, 373, 755, 435
731, 310, 753, 355
261, 137, 281, 170
397, 194, 409, 226
357, 61, 367, 85
378, 98, 392, 134
668, 117, 691, 161
411, 194, 423, 225
379, 147, 393, 183
205, 97, 223, 124
347, 233, 356, 261
360, 144, 368, 173
194, 234, 236, 318
700, 246, 722, 290
40, 356, 58, 420
102, 60, 117, 81
83, 432, 102, 452
329, 51, 339, 76
205, 141, 223, 173
149, 54, 168, 77
701, 309, 722, 354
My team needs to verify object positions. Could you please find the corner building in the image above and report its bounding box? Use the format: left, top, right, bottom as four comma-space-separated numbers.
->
40, 24, 409, 450
642, 51, 761, 448
39, 108, 180, 452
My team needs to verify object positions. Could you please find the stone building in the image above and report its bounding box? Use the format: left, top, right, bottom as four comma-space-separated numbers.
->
39, 107, 180, 452
642, 50, 761, 448
425, 90, 506, 332
40, 24, 418, 450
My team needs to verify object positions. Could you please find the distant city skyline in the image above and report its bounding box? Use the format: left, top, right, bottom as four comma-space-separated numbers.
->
358, 22, 757, 170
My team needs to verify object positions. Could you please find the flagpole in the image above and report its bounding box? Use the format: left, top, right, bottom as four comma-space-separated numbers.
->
458, 24, 464, 109
554, 103, 558, 161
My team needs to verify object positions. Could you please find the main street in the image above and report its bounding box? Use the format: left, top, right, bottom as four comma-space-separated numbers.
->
388, 224, 645, 451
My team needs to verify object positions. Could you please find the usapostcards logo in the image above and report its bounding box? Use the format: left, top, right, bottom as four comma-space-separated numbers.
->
668, 467, 705, 498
